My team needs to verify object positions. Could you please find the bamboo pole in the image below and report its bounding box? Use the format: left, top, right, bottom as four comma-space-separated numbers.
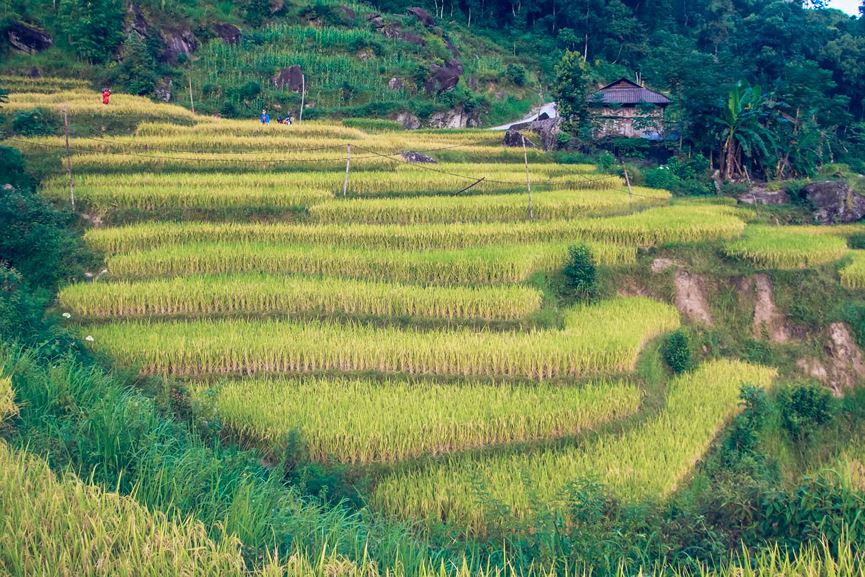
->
522, 135, 533, 220
63, 108, 75, 212
342, 144, 351, 197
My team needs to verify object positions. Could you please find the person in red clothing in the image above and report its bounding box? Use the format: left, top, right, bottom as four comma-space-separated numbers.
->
101, 88, 111, 105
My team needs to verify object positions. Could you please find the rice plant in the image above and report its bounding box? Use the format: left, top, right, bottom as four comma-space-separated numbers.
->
85, 204, 742, 254
724, 225, 849, 269
372, 360, 776, 535
103, 242, 634, 285
840, 251, 865, 289
81, 297, 680, 380
201, 377, 642, 463
59, 274, 543, 322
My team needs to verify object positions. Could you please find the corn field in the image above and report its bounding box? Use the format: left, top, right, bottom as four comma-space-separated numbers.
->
202, 377, 642, 463
59, 274, 543, 322
372, 360, 776, 535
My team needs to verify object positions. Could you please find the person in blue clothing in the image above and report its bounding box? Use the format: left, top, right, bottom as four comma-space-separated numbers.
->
260, 109, 270, 124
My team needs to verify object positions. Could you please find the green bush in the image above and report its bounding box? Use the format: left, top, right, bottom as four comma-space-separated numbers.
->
561, 243, 597, 301
778, 383, 835, 441
505, 63, 528, 87
11, 108, 58, 136
661, 330, 694, 374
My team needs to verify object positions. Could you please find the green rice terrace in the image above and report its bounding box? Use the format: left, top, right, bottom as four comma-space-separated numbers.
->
4, 79, 865, 576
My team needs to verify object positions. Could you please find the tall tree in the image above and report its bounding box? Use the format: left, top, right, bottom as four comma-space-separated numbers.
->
553, 50, 592, 140
57, 0, 124, 64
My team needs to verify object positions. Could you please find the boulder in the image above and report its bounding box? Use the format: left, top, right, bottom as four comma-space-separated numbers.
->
161, 28, 197, 63
213, 23, 241, 45
529, 117, 561, 151
396, 111, 421, 129
154, 78, 172, 102
6, 21, 52, 54
737, 186, 790, 206
272, 65, 305, 91
399, 32, 425, 46
366, 12, 385, 26
803, 180, 865, 224
401, 151, 437, 163
799, 323, 865, 396
337, 5, 357, 21
443, 36, 460, 58
407, 7, 435, 26
428, 107, 476, 128
503, 129, 534, 148
388, 77, 404, 91
424, 59, 462, 94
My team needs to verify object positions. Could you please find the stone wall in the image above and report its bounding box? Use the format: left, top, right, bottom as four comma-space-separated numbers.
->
591, 106, 664, 139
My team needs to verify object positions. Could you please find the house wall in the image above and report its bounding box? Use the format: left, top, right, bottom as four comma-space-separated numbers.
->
591, 106, 665, 139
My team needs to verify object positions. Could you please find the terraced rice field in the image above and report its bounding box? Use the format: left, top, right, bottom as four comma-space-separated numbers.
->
15, 103, 782, 535
724, 225, 849, 269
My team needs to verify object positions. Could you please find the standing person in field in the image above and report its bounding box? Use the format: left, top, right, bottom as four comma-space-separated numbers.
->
261, 109, 270, 124
101, 87, 111, 105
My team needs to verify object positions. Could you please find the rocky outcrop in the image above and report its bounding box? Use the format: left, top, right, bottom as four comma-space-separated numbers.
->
803, 180, 865, 224
401, 151, 437, 163
161, 28, 197, 63
530, 117, 561, 151
503, 129, 534, 148
799, 323, 865, 396
425, 60, 462, 94
388, 77, 405, 91
407, 6, 435, 26
674, 270, 713, 325
737, 186, 790, 206
213, 23, 241, 45
126, 3, 150, 37
154, 78, 172, 102
395, 112, 421, 129
6, 21, 52, 54
428, 107, 477, 129
273, 65, 304, 91
748, 274, 790, 343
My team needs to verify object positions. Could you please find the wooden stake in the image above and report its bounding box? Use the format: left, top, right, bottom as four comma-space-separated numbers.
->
622, 161, 633, 213
63, 108, 75, 212
522, 135, 533, 220
299, 74, 306, 123
188, 76, 195, 114
342, 144, 351, 197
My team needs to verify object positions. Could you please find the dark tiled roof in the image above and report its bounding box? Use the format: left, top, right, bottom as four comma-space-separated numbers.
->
589, 78, 671, 106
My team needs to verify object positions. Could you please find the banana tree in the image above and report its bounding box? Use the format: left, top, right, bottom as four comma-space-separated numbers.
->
717, 82, 777, 181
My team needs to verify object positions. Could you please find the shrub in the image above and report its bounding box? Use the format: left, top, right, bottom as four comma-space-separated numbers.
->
11, 108, 58, 136
505, 63, 528, 87
562, 243, 597, 301
778, 383, 835, 441
662, 330, 693, 374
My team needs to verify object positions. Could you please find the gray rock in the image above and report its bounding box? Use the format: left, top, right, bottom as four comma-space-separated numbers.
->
388, 77, 404, 91
126, 3, 150, 37
428, 107, 474, 128
272, 65, 305, 91
529, 117, 560, 151
337, 5, 357, 21
401, 151, 437, 163
503, 129, 534, 148
395, 112, 421, 129
213, 23, 241, 45
803, 180, 865, 224
399, 31, 425, 46
737, 186, 790, 206
160, 28, 197, 63
407, 7, 435, 26
154, 78, 173, 102
6, 21, 52, 54
424, 60, 462, 95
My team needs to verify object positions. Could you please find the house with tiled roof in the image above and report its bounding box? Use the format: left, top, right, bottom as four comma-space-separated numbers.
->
587, 78, 671, 140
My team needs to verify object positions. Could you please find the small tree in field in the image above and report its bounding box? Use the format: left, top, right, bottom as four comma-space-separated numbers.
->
562, 243, 598, 302
553, 50, 591, 142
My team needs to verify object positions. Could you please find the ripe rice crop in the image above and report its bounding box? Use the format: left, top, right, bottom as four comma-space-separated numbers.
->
86, 204, 743, 254
840, 251, 865, 289
138, 119, 368, 139
43, 177, 330, 217
724, 225, 849, 269
4, 91, 195, 122
200, 377, 642, 463
310, 187, 670, 224
0, 442, 253, 576
104, 242, 634, 285
59, 274, 542, 322
82, 297, 680, 379
0, 75, 90, 93
372, 360, 776, 535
